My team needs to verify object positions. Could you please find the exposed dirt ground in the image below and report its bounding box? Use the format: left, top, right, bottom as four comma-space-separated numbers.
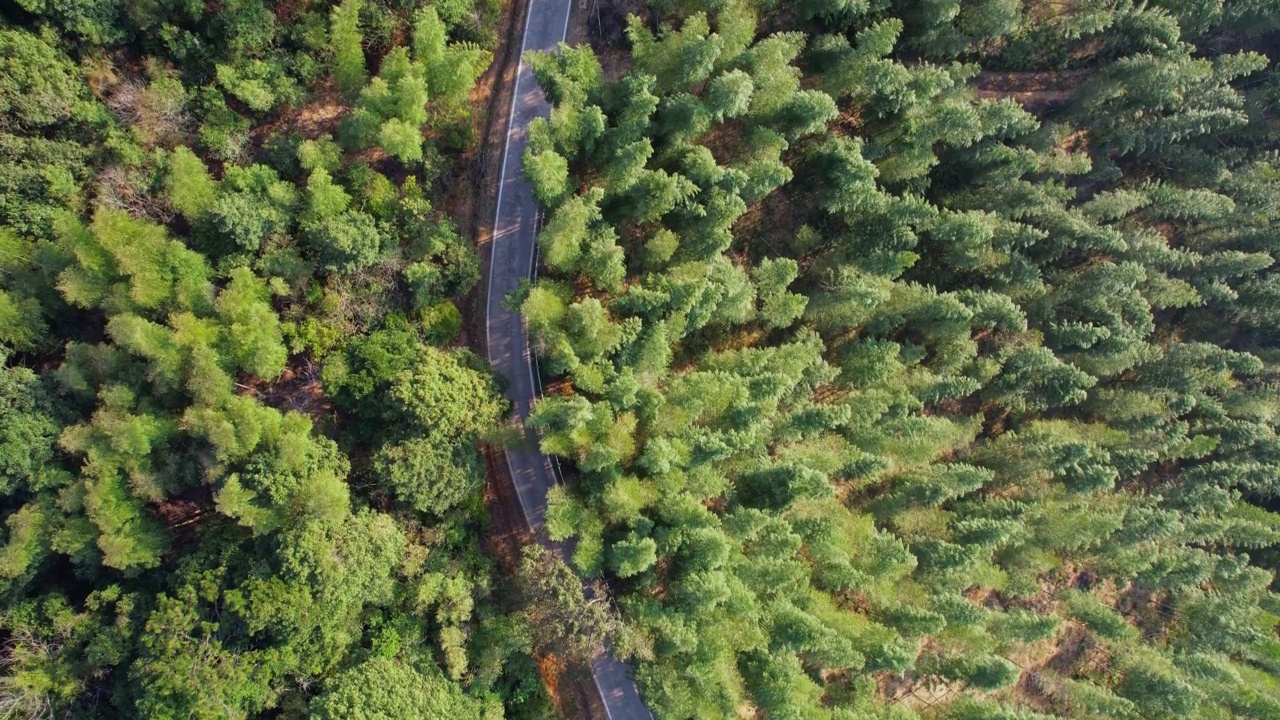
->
973, 69, 1091, 116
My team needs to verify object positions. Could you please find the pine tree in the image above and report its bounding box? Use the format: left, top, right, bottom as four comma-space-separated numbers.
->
627, 13, 723, 94
165, 147, 217, 219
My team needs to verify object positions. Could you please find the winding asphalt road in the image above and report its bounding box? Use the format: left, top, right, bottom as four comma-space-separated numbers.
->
484, 2, 653, 718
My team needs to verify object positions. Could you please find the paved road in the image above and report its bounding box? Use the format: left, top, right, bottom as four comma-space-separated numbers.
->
484, 2, 653, 719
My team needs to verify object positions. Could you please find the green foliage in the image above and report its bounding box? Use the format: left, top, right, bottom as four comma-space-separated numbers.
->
0, 0, 530, 715
215, 268, 287, 378
0, 30, 97, 235
373, 437, 482, 517
56, 210, 212, 316
0, 287, 45, 350
209, 163, 298, 254
752, 257, 807, 328
306, 209, 386, 274
386, 346, 505, 439
610, 535, 658, 578
513, 3, 1280, 717
328, 329, 503, 518
333, 10, 490, 167
311, 656, 494, 719
528, 42, 603, 105
627, 13, 723, 94
414, 7, 491, 110
919, 652, 1021, 690
1060, 589, 1139, 643
1114, 647, 1204, 716
706, 69, 754, 121
298, 136, 344, 173
517, 544, 616, 667
524, 146, 570, 207
8, 0, 1280, 715
0, 359, 67, 496
329, 0, 366, 100
216, 59, 301, 113
165, 147, 217, 219
303, 168, 351, 224
0, 30, 87, 132
417, 299, 463, 344
340, 47, 428, 163
987, 346, 1096, 413
217, 430, 350, 533
377, 118, 424, 163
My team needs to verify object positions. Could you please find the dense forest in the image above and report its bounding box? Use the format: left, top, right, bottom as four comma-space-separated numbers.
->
4, 0, 1280, 718
520, 0, 1280, 718
0, 0, 580, 716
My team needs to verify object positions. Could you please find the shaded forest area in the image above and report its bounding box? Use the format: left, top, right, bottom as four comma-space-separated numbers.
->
520, 0, 1280, 718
